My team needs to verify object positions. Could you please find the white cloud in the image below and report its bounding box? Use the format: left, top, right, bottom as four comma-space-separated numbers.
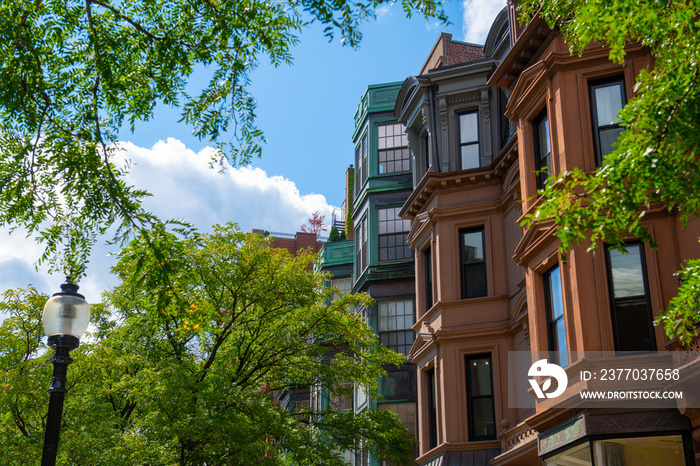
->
461, 0, 506, 44
425, 20, 442, 33
118, 138, 334, 234
0, 138, 336, 303
375, 3, 393, 18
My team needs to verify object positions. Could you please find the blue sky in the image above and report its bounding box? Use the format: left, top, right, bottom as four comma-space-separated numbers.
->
120, 0, 505, 207
0, 0, 506, 301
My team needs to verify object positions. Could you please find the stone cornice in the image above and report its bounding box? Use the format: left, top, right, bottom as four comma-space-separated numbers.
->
400, 136, 519, 220
489, 15, 551, 90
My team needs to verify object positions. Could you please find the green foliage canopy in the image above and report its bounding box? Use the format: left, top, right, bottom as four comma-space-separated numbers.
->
0, 226, 413, 465
518, 0, 700, 342
0, 0, 446, 275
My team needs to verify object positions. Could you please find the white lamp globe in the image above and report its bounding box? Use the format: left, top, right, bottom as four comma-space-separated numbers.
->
42, 281, 91, 340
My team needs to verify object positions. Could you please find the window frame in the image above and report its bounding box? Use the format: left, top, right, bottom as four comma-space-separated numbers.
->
544, 265, 568, 367
377, 206, 412, 263
589, 76, 627, 167
379, 368, 416, 402
533, 109, 551, 190
377, 122, 410, 175
465, 353, 497, 442
355, 216, 368, 277
458, 110, 480, 170
423, 133, 430, 174
425, 246, 433, 312
377, 300, 415, 356
426, 368, 438, 450
355, 133, 368, 194
459, 227, 487, 300
605, 243, 657, 352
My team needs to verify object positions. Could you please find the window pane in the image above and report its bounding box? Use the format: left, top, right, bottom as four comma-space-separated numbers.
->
546, 265, 568, 366
330, 278, 352, 302
377, 123, 407, 151
591, 435, 685, 466
461, 144, 480, 170
547, 267, 564, 319
595, 83, 624, 125
471, 398, 496, 439
609, 245, 646, 297
468, 357, 493, 396
460, 112, 478, 143
379, 146, 410, 174
380, 373, 413, 400
544, 442, 592, 466
554, 318, 568, 367
465, 354, 496, 441
461, 228, 487, 299
464, 263, 487, 298
462, 231, 484, 263
379, 208, 411, 263
615, 297, 655, 351
607, 244, 655, 352
538, 116, 550, 159
380, 402, 417, 439
379, 301, 413, 331
534, 111, 551, 189
599, 126, 625, 157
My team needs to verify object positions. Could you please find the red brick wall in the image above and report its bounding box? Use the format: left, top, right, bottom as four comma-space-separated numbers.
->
270, 232, 323, 255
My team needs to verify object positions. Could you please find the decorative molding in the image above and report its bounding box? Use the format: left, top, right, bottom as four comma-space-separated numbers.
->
447, 93, 480, 105
506, 427, 537, 451
677, 339, 700, 364
587, 410, 690, 435
372, 89, 398, 105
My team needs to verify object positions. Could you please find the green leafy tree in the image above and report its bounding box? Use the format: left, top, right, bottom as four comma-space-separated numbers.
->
0, 226, 413, 465
518, 0, 700, 342
0, 287, 50, 463
328, 226, 347, 242
0, 0, 446, 275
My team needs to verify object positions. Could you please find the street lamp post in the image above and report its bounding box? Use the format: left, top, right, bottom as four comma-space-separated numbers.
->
41, 278, 90, 466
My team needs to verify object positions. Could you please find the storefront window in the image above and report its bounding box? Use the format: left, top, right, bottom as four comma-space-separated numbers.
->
544, 442, 591, 466
592, 435, 686, 466
543, 434, 688, 466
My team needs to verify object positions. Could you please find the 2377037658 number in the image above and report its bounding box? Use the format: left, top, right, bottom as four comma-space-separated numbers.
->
599, 368, 680, 381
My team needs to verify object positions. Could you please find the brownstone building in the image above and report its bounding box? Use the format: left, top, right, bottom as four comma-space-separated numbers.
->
395, 15, 527, 464
489, 2, 700, 464
396, 4, 700, 465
